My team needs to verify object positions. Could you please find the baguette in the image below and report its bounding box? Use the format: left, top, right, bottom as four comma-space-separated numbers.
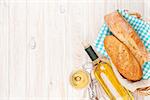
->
104, 35, 142, 81
104, 11, 148, 66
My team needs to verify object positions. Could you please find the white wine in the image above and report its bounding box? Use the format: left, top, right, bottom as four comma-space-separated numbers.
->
84, 44, 134, 100
70, 69, 90, 89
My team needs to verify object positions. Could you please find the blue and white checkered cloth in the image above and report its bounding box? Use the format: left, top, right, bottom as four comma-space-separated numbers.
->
94, 9, 150, 79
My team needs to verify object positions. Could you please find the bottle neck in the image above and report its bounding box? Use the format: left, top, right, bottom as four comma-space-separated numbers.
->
92, 58, 101, 65
85, 45, 100, 65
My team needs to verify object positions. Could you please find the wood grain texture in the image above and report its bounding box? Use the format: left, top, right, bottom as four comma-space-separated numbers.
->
0, 1, 9, 99
9, 2, 26, 99
0, 0, 149, 100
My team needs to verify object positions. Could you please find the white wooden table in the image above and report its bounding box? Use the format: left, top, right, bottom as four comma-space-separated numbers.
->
0, 0, 150, 99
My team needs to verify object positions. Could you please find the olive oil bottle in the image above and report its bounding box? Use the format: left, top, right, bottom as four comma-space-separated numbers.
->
83, 43, 134, 100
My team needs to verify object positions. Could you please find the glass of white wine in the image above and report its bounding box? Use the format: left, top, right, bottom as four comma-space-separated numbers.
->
69, 62, 101, 100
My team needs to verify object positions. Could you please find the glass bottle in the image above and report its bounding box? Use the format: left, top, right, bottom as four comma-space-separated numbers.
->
83, 43, 134, 100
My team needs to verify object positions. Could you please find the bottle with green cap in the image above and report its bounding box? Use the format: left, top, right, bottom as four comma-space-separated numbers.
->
82, 42, 134, 100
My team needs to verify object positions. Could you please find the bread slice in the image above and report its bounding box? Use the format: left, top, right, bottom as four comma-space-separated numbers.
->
104, 35, 142, 81
104, 11, 147, 66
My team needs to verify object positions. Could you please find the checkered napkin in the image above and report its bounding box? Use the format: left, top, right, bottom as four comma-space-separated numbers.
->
94, 9, 150, 79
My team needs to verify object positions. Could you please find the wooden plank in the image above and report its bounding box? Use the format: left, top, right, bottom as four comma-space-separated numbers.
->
26, 1, 48, 100
66, 2, 90, 99
44, 1, 69, 99
8, 2, 27, 100
0, 1, 9, 100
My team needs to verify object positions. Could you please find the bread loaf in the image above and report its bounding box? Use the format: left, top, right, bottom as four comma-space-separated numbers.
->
104, 11, 147, 66
104, 35, 142, 81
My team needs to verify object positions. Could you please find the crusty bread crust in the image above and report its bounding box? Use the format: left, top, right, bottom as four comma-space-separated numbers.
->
104, 11, 147, 66
104, 35, 142, 81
